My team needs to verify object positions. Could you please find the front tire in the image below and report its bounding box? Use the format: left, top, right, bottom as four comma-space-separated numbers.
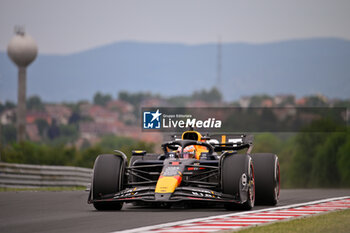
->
222, 154, 255, 210
92, 154, 124, 210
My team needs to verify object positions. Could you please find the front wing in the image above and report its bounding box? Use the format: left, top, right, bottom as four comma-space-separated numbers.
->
91, 186, 242, 204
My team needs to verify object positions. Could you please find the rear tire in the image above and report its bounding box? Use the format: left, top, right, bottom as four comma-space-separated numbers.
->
251, 153, 280, 205
92, 154, 124, 210
222, 154, 255, 210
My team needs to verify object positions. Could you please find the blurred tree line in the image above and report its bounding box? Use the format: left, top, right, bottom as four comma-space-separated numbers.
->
0, 135, 154, 169
253, 119, 350, 188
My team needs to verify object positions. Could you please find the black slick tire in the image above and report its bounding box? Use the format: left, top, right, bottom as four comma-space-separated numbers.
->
92, 154, 124, 210
222, 154, 255, 210
250, 153, 280, 205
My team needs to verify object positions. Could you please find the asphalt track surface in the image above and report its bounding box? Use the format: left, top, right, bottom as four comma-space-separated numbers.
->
0, 189, 349, 233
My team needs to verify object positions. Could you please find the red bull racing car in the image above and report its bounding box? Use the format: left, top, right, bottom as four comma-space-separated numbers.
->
88, 130, 280, 210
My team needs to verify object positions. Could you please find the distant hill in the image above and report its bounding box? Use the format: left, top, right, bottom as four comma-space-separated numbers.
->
1, 38, 350, 102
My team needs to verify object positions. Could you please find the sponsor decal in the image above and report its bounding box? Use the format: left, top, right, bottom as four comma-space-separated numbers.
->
191, 191, 216, 198
162, 166, 180, 176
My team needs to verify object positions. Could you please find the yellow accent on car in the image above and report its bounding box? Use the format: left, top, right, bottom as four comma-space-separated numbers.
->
155, 177, 179, 193
182, 131, 202, 141
221, 135, 226, 144
132, 150, 146, 155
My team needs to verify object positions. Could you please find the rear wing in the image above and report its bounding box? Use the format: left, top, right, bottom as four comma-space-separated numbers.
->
170, 133, 254, 153
207, 134, 254, 152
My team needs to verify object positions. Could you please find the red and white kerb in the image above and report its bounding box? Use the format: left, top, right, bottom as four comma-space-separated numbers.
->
114, 196, 350, 233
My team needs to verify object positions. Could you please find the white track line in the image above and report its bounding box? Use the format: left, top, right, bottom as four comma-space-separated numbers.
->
112, 196, 350, 233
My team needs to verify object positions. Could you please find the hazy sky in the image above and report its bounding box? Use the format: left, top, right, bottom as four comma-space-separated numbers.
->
1, 0, 350, 54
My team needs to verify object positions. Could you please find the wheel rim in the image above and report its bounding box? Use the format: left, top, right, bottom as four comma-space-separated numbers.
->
274, 158, 280, 200
248, 160, 255, 206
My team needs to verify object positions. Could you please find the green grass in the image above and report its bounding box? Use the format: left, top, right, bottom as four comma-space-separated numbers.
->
229, 209, 350, 233
0, 186, 86, 192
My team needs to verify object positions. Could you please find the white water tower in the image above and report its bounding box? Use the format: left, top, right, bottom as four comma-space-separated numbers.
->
7, 26, 38, 142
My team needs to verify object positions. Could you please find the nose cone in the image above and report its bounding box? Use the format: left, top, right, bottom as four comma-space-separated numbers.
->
7, 33, 38, 67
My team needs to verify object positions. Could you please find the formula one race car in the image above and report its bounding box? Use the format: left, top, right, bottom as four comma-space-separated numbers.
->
88, 130, 280, 210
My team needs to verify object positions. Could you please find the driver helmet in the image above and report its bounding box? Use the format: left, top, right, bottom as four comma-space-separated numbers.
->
176, 145, 196, 159
183, 145, 196, 159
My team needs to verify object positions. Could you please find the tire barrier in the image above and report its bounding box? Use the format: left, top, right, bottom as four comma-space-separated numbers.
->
0, 162, 92, 188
